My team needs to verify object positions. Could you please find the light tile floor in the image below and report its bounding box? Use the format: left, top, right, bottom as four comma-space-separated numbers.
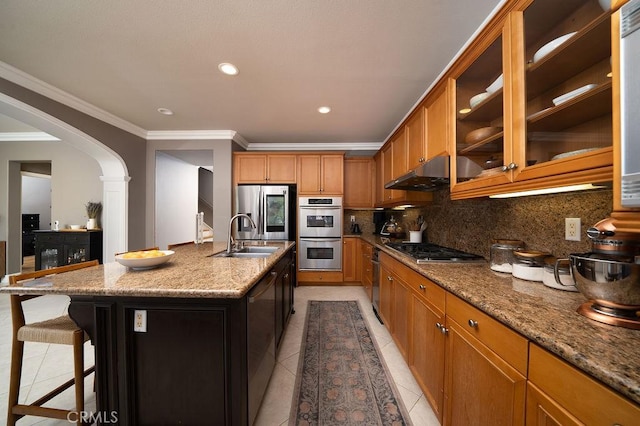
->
0, 286, 439, 425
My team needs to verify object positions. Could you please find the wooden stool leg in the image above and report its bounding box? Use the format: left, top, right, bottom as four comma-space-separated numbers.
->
73, 331, 85, 425
7, 339, 25, 426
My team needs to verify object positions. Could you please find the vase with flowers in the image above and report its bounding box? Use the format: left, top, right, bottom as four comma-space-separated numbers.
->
85, 201, 102, 230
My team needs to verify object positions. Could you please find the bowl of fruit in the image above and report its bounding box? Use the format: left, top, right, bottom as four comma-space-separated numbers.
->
115, 249, 175, 270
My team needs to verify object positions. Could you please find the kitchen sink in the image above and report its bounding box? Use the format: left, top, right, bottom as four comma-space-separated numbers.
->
211, 246, 278, 258
236, 246, 278, 254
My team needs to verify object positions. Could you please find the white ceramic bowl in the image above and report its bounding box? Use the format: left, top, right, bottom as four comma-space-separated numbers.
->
69, 225, 81, 230
533, 32, 577, 63
115, 250, 175, 270
486, 74, 503, 94
469, 92, 490, 108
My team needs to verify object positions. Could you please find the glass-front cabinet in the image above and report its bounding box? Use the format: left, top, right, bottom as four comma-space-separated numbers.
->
453, 30, 509, 191
34, 230, 103, 270
451, 0, 613, 198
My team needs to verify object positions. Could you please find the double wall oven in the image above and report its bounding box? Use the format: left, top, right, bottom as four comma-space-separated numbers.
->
298, 197, 342, 270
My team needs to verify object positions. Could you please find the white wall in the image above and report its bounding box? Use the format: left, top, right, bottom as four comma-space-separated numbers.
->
0, 141, 103, 271
21, 173, 51, 229
146, 140, 234, 245
155, 152, 199, 250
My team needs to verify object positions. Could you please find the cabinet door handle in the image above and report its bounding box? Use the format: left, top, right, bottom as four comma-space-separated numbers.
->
419, 284, 426, 290
468, 319, 478, 328
387, 276, 393, 281
436, 323, 448, 335
508, 162, 518, 170
501, 165, 509, 172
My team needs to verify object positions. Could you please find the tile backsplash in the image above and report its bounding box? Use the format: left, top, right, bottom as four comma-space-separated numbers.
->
345, 188, 613, 259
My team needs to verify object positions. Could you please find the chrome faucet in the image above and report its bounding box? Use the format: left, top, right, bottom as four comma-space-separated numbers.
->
227, 214, 256, 254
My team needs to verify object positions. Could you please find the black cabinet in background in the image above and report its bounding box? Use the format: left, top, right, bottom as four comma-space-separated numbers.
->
22, 214, 39, 259
34, 230, 103, 270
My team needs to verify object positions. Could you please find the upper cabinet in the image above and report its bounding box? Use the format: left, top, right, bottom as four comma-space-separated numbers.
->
234, 153, 297, 184
446, 0, 614, 199
297, 154, 344, 195
344, 158, 375, 208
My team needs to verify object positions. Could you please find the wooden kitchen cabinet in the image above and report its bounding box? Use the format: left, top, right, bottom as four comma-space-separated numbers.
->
391, 273, 410, 360
297, 154, 344, 195
449, 0, 613, 199
344, 158, 375, 208
443, 293, 528, 425
406, 107, 426, 170
342, 237, 360, 283
378, 254, 394, 327
360, 240, 373, 300
378, 137, 433, 207
527, 343, 640, 425
233, 153, 297, 184
426, 80, 454, 161
379, 251, 447, 420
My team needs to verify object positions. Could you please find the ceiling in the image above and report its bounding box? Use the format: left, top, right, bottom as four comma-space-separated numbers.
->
0, 0, 503, 147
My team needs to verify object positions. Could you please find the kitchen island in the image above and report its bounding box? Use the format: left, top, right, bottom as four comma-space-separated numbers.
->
1, 241, 296, 426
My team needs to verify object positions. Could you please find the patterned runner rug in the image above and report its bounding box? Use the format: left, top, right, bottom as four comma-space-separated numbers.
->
289, 300, 412, 425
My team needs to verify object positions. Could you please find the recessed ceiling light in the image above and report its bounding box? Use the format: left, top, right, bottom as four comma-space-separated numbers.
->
318, 106, 331, 114
218, 63, 239, 76
157, 108, 174, 116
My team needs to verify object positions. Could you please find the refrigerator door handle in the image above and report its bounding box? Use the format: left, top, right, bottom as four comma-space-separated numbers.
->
258, 188, 264, 236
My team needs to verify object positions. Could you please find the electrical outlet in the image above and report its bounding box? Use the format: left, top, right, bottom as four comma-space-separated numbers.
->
351, 215, 355, 223
134, 310, 147, 332
565, 218, 581, 241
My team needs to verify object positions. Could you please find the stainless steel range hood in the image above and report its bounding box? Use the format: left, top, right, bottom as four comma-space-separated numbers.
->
384, 156, 483, 191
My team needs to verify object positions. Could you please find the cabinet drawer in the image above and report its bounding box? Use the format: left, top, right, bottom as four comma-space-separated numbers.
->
380, 252, 445, 312
446, 293, 528, 375
63, 234, 90, 243
528, 343, 640, 425
397, 263, 445, 313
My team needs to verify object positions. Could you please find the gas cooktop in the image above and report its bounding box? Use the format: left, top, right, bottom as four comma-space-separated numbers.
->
385, 242, 485, 264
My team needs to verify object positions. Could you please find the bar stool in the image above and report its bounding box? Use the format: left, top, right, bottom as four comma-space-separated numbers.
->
6, 260, 98, 426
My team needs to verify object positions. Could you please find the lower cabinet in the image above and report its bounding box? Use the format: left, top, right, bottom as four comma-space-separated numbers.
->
34, 230, 103, 270
360, 241, 373, 299
444, 293, 528, 425
377, 250, 640, 425
275, 252, 295, 349
408, 280, 446, 422
342, 237, 360, 283
527, 343, 640, 425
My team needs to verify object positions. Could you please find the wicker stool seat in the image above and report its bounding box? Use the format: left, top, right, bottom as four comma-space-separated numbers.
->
18, 315, 91, 345
6, 260, 98, 426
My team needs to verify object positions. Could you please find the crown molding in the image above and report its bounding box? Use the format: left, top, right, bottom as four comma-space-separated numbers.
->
146, 130, 240, 140
246, 141, 383, 151
0, 61, 147, 139
0, 131, 60, 142
0, 62, 384, 152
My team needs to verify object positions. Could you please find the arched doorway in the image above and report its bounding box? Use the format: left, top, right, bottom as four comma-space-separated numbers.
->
0, 93, 129, 273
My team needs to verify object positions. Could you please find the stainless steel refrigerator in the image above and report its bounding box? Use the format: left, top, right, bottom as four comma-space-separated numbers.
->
235, 185, 296, 241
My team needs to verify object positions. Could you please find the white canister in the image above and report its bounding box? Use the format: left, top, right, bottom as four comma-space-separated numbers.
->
409, 231, 423, 243
512, 250, 551, 282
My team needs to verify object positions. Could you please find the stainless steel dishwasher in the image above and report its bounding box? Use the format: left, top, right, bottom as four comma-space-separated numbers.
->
247, 271, 277, 425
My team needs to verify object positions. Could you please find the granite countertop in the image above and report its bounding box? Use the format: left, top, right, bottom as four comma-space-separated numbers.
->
356, 234, 640, 406
0, 241, 295, 299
